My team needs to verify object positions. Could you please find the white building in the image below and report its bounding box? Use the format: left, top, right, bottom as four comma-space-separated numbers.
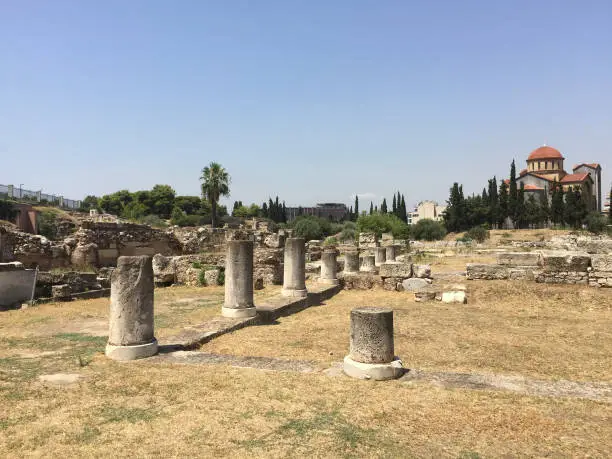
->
408, 201, 446, 225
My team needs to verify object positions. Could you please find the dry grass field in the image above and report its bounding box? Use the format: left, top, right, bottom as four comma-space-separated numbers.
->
1, 253, 611, 457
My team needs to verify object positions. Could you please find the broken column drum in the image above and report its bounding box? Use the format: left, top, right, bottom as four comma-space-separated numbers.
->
319, 249, 339, 285
374, 247, 386, 266
385, 245, 397, 262
343, 307, 404, 380
343, 250, 360, 273
222, 240, 256, 318
282, 237, 307, 298
360, 254, 376, 273
106, 255, 158, 361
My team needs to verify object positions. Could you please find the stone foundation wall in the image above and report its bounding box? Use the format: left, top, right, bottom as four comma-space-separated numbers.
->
466, 250, 612, 287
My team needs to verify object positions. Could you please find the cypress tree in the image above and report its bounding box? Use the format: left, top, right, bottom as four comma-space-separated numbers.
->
400, 195, 407, 223
539, 190, 550, 227
381, 198, 387, 213
354, 195, 359, 221
392, 194, 397, 215
488, 177, 499, 228
499, 181, 509, 227
375, 205, 378, 213
369, 201, 373, 215
525, 194, 539, 228
397, 192, 402, 217
282, 201, 287, 223
509, 160, 518, 224
551, 182, 565, 226
262, 202, 268, 218
515, 183, 526, 228
564, 187, 578, 228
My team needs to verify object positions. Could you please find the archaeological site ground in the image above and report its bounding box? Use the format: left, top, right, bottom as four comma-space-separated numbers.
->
1, 219, 611, 457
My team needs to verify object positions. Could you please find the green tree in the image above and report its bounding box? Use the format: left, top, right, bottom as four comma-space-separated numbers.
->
381, 198, 388, 214
514, 183, 526, 228
411, 219, 446, 241
499, 181, 509, 227
525, 194, 540, 228
122, 201, 147, 221
357, 213, 409, 239
99, 190, 133, 215
354, 195, 359, 222
444, 183, 465, 232
175, 196, 202, 215
392, 194, 397, 215
539, 191, 550, 226
508, 160, 518, 224
150, 185, 176, 219
369, 201, 373, 215
400, 195, 407, 223
488, 177, 499, 227
0, 199, 17, 221
550, 182, 565, 226
200, 162, 230, 229
79, 195, 100, 212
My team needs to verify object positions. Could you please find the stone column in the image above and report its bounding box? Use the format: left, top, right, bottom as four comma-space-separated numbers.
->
343, 250, 360, 273
343, 307, 404, 380
385, 245, 397, 262
106, 256, 158, 361
360, 254, 376, 273
222, 240, 256, 318
319, 249, 339, 285
374, 247, 386, 266
282, 237, 307, 298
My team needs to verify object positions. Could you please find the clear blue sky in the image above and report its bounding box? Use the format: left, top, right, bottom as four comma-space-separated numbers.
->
2, 0, 610, 210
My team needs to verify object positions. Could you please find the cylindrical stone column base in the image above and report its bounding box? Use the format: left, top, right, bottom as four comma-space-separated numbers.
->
221, 306, 257, 318
106, 339, 159, 361
106, 255, 157, 361
374, 247, 386, 266
223, 240, 256, 319
360, 255, 376, 273
385, 245, 397, 262
343, 250, 360, 273
343, 307, 403, 380
319, 249, 339, 285
282, 237, 307, 298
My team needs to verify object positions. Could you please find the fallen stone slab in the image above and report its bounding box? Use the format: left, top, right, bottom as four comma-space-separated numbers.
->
402, 278, 430, 292
466, 263, 509, 280
441, 291, 467, 304
541, 251, 591, 272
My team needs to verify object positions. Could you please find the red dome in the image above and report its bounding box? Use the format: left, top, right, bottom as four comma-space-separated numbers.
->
528, 145, 564, 161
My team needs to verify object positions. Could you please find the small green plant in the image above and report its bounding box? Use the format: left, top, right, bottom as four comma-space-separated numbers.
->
192, 261, 202, 269
500, 232, 512, 238
198, 269, 206, 286
218, 270, 225, 285
323, 236, 338, 246
585, 212, 608, 234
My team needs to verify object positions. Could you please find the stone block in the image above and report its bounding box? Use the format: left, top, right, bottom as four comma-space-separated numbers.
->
508, 268, 536, 281
379, 262, 412, 278
496, 252, 541, 267
466, 264, 509, 280
204, 269, 220, 286
52, 284, 72, 299
382, 277, 402, 291
339, 272, 383, 290
590, 254, 612, 272
414, 291, 437, 302
413, 264, 431, 278
441, 291, 467, 304
402, 278, 430, 292
541, 251, 591, 272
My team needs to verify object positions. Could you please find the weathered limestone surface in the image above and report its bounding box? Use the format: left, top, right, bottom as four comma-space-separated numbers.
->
319, 249, 339, 285
343, 251, 360, 273
385, 245, 397, 262
466, 263, 509, 280
541, 251, 591, 273
412, 264, 432, 279
204, 269, 220, 286
374, 247, 386, 266
358, 233, 378, 249
349, 307, 394, 364
108, 256, 156, 347
106, 256, 158, 361
223, 240, 255, 317
360, 255, 376, 273
382, 277, 403, 291
441, 291, 467, 304
52, 284, 72, 299
402, 278, 430, 291
339, 272, 383, 290
496, 252, 541, 267
379, 262, 412, 278
282, 238, 307, 298
0, 262, 36, 308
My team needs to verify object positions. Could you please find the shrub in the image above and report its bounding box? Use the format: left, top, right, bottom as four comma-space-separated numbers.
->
198, 269, 206, 286
192, 261, 202, 269
465, 226, 490, 243
585, 212, 608, 234
339, 228, 357, 242
37, 209, 58, 240
218, 269, 225, 285
323, 236, 338, 246
357, 214, 409, 240
289, 215, 329, 241
0, 199, 17, 221
139, 214, 168, 228
411, 219, 446, 241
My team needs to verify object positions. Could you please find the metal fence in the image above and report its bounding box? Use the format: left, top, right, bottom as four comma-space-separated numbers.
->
0, 183, 82, 210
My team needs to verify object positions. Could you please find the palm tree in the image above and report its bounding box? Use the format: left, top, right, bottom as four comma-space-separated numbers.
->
200, 162, 230, 228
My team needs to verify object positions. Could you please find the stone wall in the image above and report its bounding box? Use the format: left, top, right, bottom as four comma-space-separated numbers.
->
0, 262, 37, 308
340, 262, 432, 291
466, 250, 612, 287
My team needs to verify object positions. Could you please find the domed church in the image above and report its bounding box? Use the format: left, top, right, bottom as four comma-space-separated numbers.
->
517, 145, 603, 211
